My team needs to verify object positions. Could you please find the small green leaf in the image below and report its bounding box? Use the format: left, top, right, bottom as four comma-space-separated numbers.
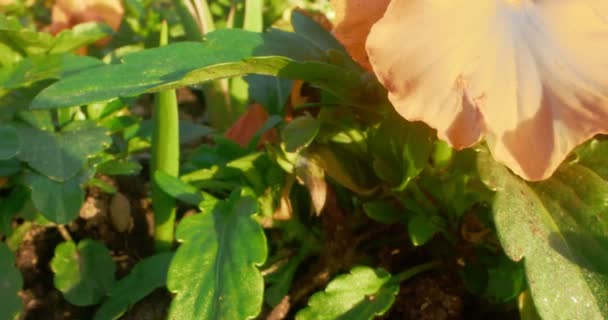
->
362, 201, 403, 224
26, 172, 84, 224
0, 125, 19, 160
283, 115, 320, 153
167, 192, 267, 319
0, 243, 23, 320
51, 239, 116, 306
478, 149, 608, 319
296, 266, 398, 320
94, 252, 173, 320
49, 22, 113, 54
485, 256, 525, 303
369, 116, 434, 190
96, 159, 142, 176
154, 171, 204, 206
407, 214, 440, 246
17, 122, 111, 181
0, 18, 110, 56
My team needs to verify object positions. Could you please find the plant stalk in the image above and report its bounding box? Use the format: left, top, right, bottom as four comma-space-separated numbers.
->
151, 21, 180, 252
392, 260, 441, 283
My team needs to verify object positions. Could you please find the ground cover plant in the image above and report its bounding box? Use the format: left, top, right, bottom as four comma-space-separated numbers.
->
1, 0, 607, 319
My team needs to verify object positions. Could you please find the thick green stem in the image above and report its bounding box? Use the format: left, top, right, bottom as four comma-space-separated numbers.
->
151, 21, 179, 252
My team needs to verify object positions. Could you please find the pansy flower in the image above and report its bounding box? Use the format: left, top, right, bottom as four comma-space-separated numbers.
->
332, 0, 608, 181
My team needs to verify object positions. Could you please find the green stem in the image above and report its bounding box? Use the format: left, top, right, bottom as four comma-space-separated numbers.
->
174, 0, 203, 41
151, 21, 180, 252
392, 260, 441, 283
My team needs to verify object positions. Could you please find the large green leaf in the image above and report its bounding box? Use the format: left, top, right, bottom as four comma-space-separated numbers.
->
94, 252, 173, 320
31, 29, 375, 109
17, 122, 111, 181
0, 124, 20, 159
0, 243, 22, 320
478, 149, 608, 319
296, 266, 399, 320
167, 192, 267, 319
26, 172, 85, 224
0, 54, 103, 90
51, 239, 116, 306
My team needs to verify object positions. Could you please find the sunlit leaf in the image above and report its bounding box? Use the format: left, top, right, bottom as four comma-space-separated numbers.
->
32, 29, 375, 110
296, 266, 398, 320
0, 53, 103, 89
478, 149, 608, 319
51, 239, 116, 306
167, 192, 267, 319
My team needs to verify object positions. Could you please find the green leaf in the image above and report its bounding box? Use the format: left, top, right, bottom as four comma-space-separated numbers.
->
362, 201, 403, 224
167, 192, 267, 319
26, 172, 84, 224
96, 159, 142, 176
0, 53, 103, 90
0, 158, 21, 176
290, 10, 346, 54
247, 115, 284, 151
0, 16, 54, 56
0, 186, 28, 235
478, 149, 608, 319
296, 266, 399, 320
369, 116, 434, 190
17, 122, 111, 181
49, 22, 113, 54
265, 251, 308, 307
51, 239, 116, 306
154, 171, 204, 206
407, 214, 440, 247
94, 252, 173, 320
32, 29, 372, 109
0, 124, 20, 160
245, 75, 293, 115
283, 115, 320, 153
0, 18, 110, 56
0, 243, 23, 320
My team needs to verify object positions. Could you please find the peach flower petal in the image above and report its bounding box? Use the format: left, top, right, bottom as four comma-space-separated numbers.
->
366, 0, 608, 180
331, 0, 390, 70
